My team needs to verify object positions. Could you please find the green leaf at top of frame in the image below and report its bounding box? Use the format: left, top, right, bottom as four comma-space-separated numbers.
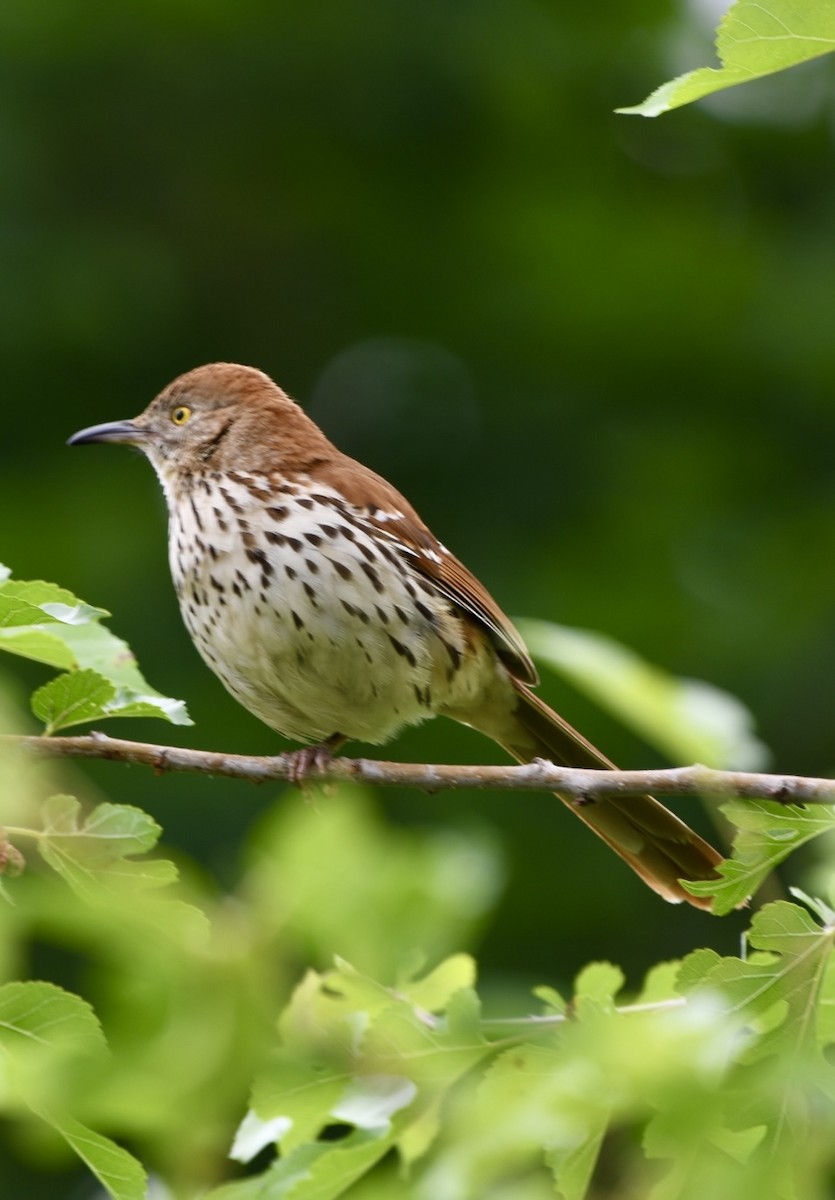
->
619, 1, 835, 118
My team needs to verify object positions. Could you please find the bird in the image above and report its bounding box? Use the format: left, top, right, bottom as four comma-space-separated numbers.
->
68, 362, 723, 908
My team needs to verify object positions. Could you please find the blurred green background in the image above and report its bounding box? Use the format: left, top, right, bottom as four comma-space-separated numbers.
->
4, 0, 835, 1151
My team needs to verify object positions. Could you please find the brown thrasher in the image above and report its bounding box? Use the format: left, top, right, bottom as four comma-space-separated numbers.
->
69, 362, 722, 907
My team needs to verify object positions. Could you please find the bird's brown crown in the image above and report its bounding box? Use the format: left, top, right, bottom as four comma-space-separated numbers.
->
137, 362, 332, 474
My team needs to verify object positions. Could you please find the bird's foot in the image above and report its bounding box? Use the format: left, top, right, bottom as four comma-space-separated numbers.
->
285, 734, 346, 786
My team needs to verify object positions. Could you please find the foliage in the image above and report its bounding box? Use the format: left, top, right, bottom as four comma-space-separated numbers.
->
519, 619, 767, 770
0, 566, 191, 733
4, 572, 835, 1197
620, 0, 835, 117
4, 0, 835, 1193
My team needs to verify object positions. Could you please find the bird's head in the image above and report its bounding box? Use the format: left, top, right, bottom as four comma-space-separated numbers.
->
68, 363, 326, 476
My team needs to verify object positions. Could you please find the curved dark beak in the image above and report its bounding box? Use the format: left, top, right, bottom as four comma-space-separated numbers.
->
67, 419, 146, 447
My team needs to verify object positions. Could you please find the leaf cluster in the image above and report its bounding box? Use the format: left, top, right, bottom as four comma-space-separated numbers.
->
0, 565, 190, 733
4, 573, 835, 1198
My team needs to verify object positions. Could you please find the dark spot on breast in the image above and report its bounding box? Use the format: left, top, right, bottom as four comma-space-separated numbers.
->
375, 604, 390, 624
332, 560, 353, 581
292, 610, 305, 630
189, 495, 204, 532
232, 581, 242, 598
387, 633, 417, 668
285, 564, 297, 580
209, 575, 225, 593
265, 530, 285, 546
415, 600, 435, 624
267, 505, 289, 522
377, 543, 399, 567
302, 581, 318, 606
360, 561, 384, 594
441, 639, 462, 671
213, 507, 229, 532
246, 547, 274, 575
319, 524, 337, 538
285, 535, 302, 552
304, 531, 322, 547
297, 497, 314, 510
219, 486, 244, 515
394, 605, 409, 625
305, 558, 319, 574
357, 542, 377, 563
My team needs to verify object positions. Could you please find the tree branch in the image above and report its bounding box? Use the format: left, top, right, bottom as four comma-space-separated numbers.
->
3, 732, 834, 804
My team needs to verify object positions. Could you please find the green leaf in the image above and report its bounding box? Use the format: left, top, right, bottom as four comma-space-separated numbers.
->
396, 953, 477, 1012
214, 1129, 397, 1200
619, 0, 835, 117
679, 901, 835, 1072
546, 1111, 608, 1200
0, 627, 78, 668
519, 619, 766, 769
533, 984, 568, 1014
0, 577, 108, 629
242, 958, 493, 1189
33, 1107, 147, 1200
573, 961, 626, 1016
684, 800, 835, 915
673, 902, 835, 1172
31, 668, 116, 734
35, 795, 176, 901
0, 979, 106, 1057
0, 568, 191, 727
0, 981, 144, 1198
31, 663, 191, 733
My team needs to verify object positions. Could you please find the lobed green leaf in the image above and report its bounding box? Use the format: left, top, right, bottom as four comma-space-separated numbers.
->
685, 800, 835, 914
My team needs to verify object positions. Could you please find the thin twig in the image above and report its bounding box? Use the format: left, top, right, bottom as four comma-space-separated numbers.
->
2, 732, 834, 804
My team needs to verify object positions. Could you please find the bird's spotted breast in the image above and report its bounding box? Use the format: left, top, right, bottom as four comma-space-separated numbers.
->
166, 469, 482, 744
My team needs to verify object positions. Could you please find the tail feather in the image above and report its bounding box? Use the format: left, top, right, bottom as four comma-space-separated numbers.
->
502, 681, 724, 910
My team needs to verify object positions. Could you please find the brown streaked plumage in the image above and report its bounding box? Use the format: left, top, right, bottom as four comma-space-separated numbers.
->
68, 362, 723, 908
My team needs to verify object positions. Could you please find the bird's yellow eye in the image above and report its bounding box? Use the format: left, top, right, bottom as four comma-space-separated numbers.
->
171, 405, 192, 426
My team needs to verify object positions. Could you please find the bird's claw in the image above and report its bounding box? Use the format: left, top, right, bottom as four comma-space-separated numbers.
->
284, 735, 345, 786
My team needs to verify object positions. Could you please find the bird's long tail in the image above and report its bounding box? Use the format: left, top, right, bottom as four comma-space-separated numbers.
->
500, 680, 723, 910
